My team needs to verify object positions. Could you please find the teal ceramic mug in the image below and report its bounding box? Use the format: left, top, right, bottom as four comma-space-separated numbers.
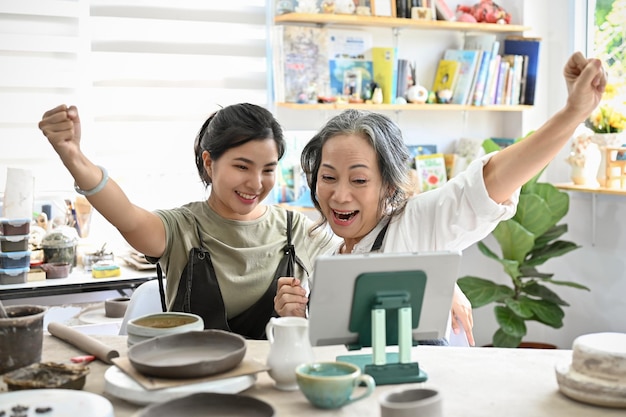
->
295, 361, 376, 409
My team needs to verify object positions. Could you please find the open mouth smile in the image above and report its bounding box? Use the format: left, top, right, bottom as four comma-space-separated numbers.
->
332, 209, 358, 222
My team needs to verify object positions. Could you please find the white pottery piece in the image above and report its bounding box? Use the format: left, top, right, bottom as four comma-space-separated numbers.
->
555, 332, 626, 408
266, 316, 315, 391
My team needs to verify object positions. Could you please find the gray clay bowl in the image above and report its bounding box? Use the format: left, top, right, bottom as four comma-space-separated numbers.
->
128, 329, 246, 379
136, 392, 274, 417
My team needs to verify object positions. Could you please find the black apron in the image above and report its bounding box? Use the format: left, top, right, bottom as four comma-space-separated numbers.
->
157, 210, 307, 340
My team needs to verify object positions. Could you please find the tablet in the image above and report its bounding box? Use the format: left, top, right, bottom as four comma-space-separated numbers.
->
308, 251, 462, 347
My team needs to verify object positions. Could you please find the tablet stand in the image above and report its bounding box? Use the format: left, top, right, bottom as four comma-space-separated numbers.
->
336, 271, 428, 385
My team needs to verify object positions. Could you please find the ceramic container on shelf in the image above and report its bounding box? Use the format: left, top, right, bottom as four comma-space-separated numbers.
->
590, 132, 625, 187
265, 316, 315, 391
566, 132, 601, 186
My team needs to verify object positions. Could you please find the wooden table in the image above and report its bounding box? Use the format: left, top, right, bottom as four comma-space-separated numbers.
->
3, 334, 623, 417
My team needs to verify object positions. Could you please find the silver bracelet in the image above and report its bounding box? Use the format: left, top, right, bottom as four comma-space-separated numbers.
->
74, 166, 109, 196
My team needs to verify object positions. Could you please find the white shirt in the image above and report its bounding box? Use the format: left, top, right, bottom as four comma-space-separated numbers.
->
349, 152, 518, 255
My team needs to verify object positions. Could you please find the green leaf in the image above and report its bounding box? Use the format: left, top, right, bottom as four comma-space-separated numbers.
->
482, 138, 502, 154
525, 241, 580, 267
548, 280, 590, 291
476, 241, 502, 261
526, 299, 565, 328
457, 277, 514, 308
519, 266, 553, 279
534, 224, 568, 248
504, 296, 534, 318
492, 328, 523, 348
523, 282, 569, 306
495, 305, 527, 337
492, 220, 534, 264
531, 183, 570, 223
513, 194, 555, 237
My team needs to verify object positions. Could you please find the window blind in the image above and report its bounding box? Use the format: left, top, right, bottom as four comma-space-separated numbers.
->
0, 0, 267, 212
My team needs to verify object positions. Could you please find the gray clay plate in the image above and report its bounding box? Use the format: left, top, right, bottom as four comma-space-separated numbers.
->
128, 330, 246, 379
136, 392, 275, 417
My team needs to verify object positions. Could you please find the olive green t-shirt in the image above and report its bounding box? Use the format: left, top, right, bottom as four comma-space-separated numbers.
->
154, 202, 338, 318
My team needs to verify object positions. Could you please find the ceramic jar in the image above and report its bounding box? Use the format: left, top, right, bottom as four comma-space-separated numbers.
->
266, 316, 315, 391
566, 132, 601, 186
41, 227, 79, 268
591, 132, 625, 187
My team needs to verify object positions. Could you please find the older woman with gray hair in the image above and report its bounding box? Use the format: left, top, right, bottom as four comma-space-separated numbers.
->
274, 52, 607, 346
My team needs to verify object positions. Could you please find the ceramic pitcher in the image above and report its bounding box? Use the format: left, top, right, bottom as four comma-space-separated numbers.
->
266, 316, 315, 391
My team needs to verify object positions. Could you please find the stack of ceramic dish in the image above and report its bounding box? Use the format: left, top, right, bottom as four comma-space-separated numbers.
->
0, 217, 31, 285
104, 329, 258, 406
555, 332, 626, 408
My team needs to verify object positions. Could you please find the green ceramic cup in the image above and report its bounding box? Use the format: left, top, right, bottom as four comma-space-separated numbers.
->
295, 361, 376, 409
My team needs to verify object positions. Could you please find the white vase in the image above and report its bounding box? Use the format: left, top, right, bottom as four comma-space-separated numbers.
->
590, 133, 625, 187
567, 134, 601, 186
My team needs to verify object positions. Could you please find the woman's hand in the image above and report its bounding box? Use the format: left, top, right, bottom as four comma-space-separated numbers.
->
451, 284, 475, 346
38, 104, 82, 161
274, 277, 308, 318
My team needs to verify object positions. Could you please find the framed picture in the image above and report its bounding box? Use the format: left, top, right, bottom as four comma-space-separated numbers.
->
371, 0, 396, 17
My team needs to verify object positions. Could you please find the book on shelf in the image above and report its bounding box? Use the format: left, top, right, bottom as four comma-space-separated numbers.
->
415, 153, 448, 192
443, 153, 458, 179
407, 144, 437, 168
470, 48, 492, 106
501, 54, 524, 105
494, 60, 510, 105
278, 25, 331, 104
518, 55, 530, 105
372, 46, 399, 104
431, 59, 460, 94
396, 58, 412, 101
503, 36, 541, 105
328, 29, 374, 99
396, 0, 409, 19
463, 35, 497, 106
490, 137, 516, 149
482, 53, 502, 105
443, 49, 481, 105
434, 0, 456, 21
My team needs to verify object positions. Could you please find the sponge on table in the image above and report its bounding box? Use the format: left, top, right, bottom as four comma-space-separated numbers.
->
92, 262, 121, 278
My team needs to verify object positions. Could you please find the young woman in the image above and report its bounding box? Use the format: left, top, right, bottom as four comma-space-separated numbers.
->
38, 103, 338, 339
275, 52, 607, 346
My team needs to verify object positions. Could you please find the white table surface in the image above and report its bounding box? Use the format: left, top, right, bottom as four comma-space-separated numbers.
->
4, 334, 622, 417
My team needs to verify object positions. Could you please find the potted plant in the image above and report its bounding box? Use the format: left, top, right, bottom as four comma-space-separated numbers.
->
457, 139, 590, 348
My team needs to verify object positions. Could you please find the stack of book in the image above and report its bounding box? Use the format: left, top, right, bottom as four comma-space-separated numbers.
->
430, 34, 541, 106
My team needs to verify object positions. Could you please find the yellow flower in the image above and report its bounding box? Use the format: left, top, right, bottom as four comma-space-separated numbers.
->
586, 82, 626, 133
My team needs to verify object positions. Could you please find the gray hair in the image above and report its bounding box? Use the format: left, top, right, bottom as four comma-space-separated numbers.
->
301, 109, 413, 231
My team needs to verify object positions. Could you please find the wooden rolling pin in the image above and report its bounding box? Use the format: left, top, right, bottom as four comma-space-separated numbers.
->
47, 322, 120, 364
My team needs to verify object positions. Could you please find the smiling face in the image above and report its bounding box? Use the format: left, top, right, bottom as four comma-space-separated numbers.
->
316, 134, 386, 253
204, 138, 279, 220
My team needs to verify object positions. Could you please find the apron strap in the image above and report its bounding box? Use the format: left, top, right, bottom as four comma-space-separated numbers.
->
370, 217, 391, 252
